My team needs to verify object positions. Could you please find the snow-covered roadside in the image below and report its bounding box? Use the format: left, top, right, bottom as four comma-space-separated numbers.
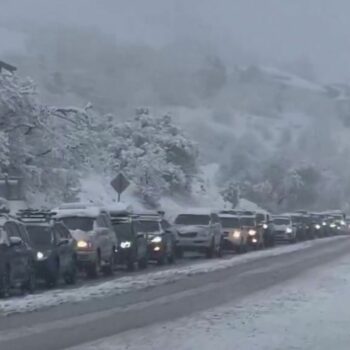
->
69, 239, 350, 350
0, 236, 345, 316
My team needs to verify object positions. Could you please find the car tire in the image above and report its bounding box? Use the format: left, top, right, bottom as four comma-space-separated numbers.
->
167, 246, 176, 264
87, 254, 100, 278
216, 239, 224, 258
138, 256, 148, 269
205, 240, 215, 259
46, 261, 59, 288
64, 263, 77, 285
102, 251, 115, 276
0, 267, 10, 298
127, 259, 136, 271
23, 265, 36, 293
175, 247, 184, 259
157, 253, 166, 266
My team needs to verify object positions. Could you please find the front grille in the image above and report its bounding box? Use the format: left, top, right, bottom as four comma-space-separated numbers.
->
178, 232, 197, 238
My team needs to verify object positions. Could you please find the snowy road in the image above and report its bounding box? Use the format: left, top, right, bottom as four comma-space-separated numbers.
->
0, 236, 350, 350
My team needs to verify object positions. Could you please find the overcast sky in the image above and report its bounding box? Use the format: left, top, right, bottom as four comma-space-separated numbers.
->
1, 0, 350, 82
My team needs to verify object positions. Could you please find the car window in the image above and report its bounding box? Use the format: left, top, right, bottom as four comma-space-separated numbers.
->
26, 225, 54, 248
139, 220, 160, 232
175, 215, 210, 225
96, 215, 107, 228
240, 217, 256, 226
4, 222, 21, 239
60, 217, 94, 231
220, 217, 240, 228
56, 224, 71, 239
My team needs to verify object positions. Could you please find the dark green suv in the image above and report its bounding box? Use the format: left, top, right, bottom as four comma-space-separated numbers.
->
110, 211, 148, 271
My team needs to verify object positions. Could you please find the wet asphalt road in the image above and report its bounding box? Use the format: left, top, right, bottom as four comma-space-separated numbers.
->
1, 237, 350, 350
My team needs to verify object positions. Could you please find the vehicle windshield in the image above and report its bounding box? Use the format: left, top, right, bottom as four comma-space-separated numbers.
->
240, 217, 255, 227
256, 214, 265, 223
175, 214, 210, 226
220, 217, 240, 228
60, 217, 94, 231
139, 220, 160, 232
291, 216, 306, 224
26, 225, 53, 247
273, 218, 290, 225
112, 222, 133, 240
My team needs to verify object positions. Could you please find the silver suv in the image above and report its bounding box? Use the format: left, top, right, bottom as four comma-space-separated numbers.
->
53, 203, 117, 277
174, 210, 223, 258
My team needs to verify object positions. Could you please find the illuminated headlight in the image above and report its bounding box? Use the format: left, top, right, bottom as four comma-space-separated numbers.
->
337, 226, 341, 230
322, 222, 327, 226
315, 224, 321, 230
36, 251, 46, 261
252, 238, 258, 243
340, 220, 346, 226
77, 240, 90, 249
286, 227, 293, 233
233, 230, 241, 239
120, 241, 132, 249
248, 229, 256, 236
151, 236, 162, 243
330, 223, 336, 228
263, 224, 268, 229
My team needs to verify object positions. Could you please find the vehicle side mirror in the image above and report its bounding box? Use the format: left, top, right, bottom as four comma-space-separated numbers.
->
9, 236, 23, 247
57, 238, 69, 246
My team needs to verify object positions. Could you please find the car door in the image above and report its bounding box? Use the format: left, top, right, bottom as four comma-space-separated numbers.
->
4, 222, 28, 283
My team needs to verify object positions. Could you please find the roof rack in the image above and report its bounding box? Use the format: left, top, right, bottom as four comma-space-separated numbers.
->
17, 209, 56, 223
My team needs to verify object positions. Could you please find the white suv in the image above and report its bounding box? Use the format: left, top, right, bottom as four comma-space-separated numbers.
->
271, 215, 297, 243
53, 203, 118, 277
174, 210, 223, 258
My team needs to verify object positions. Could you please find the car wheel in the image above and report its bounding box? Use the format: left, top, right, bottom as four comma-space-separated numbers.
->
138, 255, 148, 269
87, 253, 100, 278
23, 265, 36, 293
205, 240, 215, 259
102, 251, 115, 276
216, 239, 224, 258
127, 259, 136, 271
0, 268, 10, 298
157, 253, 166, 266
175, 247, 184, 259
64, 263, 77, 285
167, 245, 176, 264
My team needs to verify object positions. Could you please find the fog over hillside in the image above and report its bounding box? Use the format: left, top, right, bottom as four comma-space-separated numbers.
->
1, 0, 350, 211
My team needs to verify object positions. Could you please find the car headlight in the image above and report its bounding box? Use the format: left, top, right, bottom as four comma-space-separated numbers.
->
36, 251, 46, 261
263, 224, 268, 229
151, 236, 162, 243
233, 230, 241, 239
286, 227, 293, 233
330, 223, 336, 228
77, 240, 90, 249
120, 241, 132, 249
340, 220, 346, 226
315, 224, 321, 230
248, 229, 256, 236
322, 222, 327, 226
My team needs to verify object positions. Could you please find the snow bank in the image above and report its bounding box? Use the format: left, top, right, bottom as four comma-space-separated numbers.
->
0, 236, 345, 316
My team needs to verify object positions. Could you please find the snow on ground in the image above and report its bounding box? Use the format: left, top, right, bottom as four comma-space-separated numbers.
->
0, 236, 345, 316
69, 239, 350, 350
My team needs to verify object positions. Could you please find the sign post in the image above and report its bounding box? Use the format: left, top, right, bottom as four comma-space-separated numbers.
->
110, 173, 130, 202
